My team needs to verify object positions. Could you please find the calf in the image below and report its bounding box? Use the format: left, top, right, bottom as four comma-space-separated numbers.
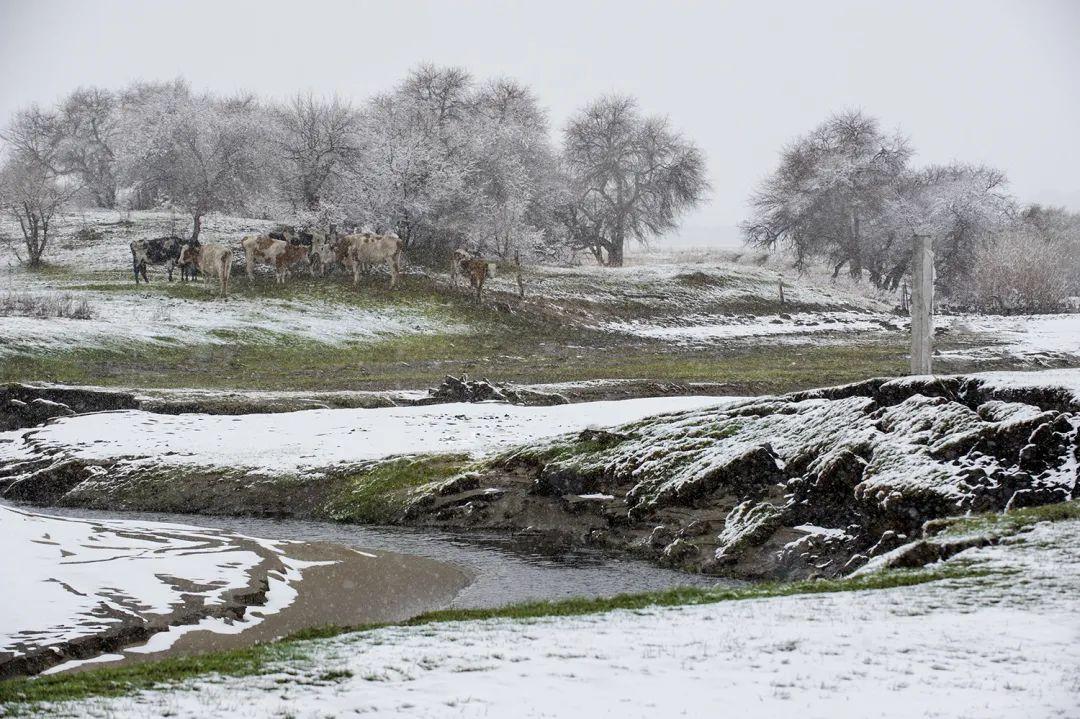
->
458, 256, 495, 303
296, 229, 332, 276
241, 235, 289, 280
451, 248, 496, 302
130, 236, 199, 284
274, 244, 311, 284
178, 243, 232, 298
345, 232, 404, 289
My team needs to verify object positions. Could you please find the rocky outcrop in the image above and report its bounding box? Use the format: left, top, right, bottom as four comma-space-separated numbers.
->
404, 374, 1079, 580
423, 374, 569, 406
0, 384, 138, 430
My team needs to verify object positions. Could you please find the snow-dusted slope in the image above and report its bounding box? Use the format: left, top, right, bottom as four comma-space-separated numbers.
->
0, 396, 733, 476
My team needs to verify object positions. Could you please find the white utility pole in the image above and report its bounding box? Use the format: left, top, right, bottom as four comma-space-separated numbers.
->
910, 233, 934, 375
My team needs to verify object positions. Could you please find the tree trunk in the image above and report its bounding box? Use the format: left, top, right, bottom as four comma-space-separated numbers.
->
191, 213, 203, 241
607, 243, 624, 267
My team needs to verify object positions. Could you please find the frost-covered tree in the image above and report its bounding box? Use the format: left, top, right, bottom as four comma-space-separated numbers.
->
561, 95, 707, 267
744, 111, 1015, 294
119, 86, 267, 240
1018, 205, 1080, 296
888, 163, 1014, 292
743, 109, 912, 281
469, 79, 557, 259
960, 204, 1080, 312
347, 86, 469, 250
272, 93, 360, 211
57, 87, 120, 208
0, 107, 80, 265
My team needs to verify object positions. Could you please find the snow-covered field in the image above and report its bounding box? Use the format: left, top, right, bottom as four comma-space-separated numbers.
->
0, 396, 733, 476
28, 514, 1080, 718
606, 309, 1080, 362
0, 504, 324, 666
0, 273, 457, 356
608, 310, 901, 344
501, 261, 885, 315
938, 313, 1080, 363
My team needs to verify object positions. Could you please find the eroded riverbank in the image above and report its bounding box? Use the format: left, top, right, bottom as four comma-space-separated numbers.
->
0, 504, 470, 679
1, 501, 734, 679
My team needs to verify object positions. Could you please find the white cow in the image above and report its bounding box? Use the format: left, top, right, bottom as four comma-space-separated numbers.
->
345, 232, 404, 289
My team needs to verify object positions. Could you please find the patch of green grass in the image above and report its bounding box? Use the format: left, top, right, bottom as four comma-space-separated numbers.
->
933, 499, 1080, 537
324, 454, 473, 523
0, 644, 275, 708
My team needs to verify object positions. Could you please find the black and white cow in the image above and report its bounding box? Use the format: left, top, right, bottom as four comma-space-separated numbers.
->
130, 236, 200, 284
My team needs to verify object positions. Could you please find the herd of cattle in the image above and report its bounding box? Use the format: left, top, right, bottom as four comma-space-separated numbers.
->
129, 228, 498, 300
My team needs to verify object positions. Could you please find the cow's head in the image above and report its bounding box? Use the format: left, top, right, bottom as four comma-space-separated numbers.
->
178, 244, 198, 266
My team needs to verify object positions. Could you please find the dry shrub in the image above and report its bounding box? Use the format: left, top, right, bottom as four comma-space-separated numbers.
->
0, 292, 94, 320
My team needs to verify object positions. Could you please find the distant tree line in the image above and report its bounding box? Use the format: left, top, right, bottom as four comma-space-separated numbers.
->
0, 66, 708, 268
742, 110, 1080, 312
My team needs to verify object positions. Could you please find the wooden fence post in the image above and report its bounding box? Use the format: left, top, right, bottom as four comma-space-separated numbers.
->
910, 234, 934, 375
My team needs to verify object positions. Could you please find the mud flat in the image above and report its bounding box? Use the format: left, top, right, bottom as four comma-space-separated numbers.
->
0, 504, 467, 678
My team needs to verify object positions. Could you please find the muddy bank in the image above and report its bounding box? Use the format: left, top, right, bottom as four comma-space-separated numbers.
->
52, 541, 469, 677
0, 378, 734, 431
0, 504, 468, 679
402, 373, 1079, 580
0, 383, 418, 430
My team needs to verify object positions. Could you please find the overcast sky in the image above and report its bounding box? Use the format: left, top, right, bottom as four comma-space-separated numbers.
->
2, 0, 1078, 241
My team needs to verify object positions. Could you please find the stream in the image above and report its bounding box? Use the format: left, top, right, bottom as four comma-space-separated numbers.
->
21, 503, 737, 610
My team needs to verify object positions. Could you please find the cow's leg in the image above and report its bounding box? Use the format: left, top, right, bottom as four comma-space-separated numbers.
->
166, 259, 175, 282
388, 259, 397, 290
140, 262, 149, 284
133, 258, 141, 284
245, 250, 254, 280
352, 258, 360, 287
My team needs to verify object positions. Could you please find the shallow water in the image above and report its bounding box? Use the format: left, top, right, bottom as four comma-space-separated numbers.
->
25, 504, 738, 609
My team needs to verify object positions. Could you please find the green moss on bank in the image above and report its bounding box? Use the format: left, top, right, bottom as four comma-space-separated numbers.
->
324, 454, 473, 523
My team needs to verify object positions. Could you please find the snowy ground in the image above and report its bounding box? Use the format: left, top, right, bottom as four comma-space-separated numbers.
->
26, 515, 1080, 718
0, 505, 322, 665
0, 396, 733, 476
608, 309, 1080, 361
937, 313, 1080, 364
607, 310, 902, 344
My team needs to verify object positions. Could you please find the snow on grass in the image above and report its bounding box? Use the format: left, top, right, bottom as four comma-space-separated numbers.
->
0, 209, 279, 273
0, 397, 735, 476
607, 310, 901, 344
0, 505, 316, 660
502, 262, 886, 315
34, 517, 1080, 718
938, 313, 1080, 362
0, 278, 459, 357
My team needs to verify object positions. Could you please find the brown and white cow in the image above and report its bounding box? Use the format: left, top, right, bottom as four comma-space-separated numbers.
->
451, 248, 496, 302
241, 235, 289, 280
178, 243, 232, 298
344, 232, 404, 289
274, 244, 310, 284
